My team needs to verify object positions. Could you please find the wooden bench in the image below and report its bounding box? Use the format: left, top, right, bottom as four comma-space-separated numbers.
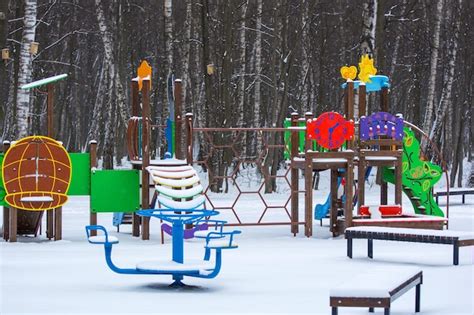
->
346, 226, 474, 265
435, 188, 474, 204
330, 268, 422, 315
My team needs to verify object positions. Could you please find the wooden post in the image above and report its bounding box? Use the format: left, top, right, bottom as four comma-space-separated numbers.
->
381, 86, 389, 112
46, 84, 55, 239
358, 156, 365, 213
345, 81, 354, 118
185, 113, 194, 165
131, 80, 140, 237
395, 155, 402, 205
47, 84, 54, 138
3, 141, 10, 241
345, 160, 354, 229
46, 208, 54, 239
304, 112, 313, 152
141, 79, 151, 240
131, 80, 139, 116
89, 140, 98, 236
330, 169, 338, 235
174, 79, 183, 160
359, 84, 367, 118
54, 207, 62, 240
381, 181, 388, 205
304, 153, 313, 237
290, 112, 299, 235
8, 206, 17, 242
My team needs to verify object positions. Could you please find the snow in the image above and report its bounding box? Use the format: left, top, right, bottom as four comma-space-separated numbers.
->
1, 173, 473, 315
365, 156, 398, 161
330, 267, 421, 298
136, 259, 214, 273
149, 168, 197, 179
88, 235, 119, 244
152, 175, 200, 187
347, 226, 474, 241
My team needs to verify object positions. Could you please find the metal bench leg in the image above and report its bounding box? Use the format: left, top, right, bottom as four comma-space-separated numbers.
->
368, 238, 373, 259
369, 307, 374, 312
416, 283, 421, 312
384, 307, 390, 315
453, 242, 459, 265
331, 306, 338, 315
347, 237, 353, 258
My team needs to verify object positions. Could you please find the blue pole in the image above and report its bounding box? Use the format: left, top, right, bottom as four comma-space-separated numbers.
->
172, 221, 184, 263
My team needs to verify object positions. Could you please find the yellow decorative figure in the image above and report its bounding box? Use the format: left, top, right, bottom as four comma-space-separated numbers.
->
340, 66, 357, 80
358, 54, 377, 83
137, 60, 152, 91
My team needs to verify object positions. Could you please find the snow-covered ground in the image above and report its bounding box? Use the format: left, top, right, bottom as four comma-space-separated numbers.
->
1, 170, 473, 315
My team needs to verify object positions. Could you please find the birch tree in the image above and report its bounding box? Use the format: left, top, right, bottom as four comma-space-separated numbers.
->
253, 0, 262, 128
360, 0, 376, 56
16, 0, 37, 138
429, 0, 461, 148
0, 0, 8, 130
421, 0, 443, 136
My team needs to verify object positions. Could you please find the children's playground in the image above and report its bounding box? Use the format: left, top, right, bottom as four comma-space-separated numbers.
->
1, 57, 473, 315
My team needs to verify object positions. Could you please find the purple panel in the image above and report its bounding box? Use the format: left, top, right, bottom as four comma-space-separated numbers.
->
161, 222, 209, 239
359, 112, 403, 140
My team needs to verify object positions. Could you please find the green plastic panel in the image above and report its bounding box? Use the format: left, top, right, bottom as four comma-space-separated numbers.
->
68, 153, 91, 195
91, 169, 140, 213
0, 154, 6, 206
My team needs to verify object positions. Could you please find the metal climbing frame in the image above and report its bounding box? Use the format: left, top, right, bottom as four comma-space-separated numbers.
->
184, 113, 305, 233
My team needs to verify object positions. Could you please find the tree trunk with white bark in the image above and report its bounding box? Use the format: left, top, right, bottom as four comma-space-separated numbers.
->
16, 0, 37, 138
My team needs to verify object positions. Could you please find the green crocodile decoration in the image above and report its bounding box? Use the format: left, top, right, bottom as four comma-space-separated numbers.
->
383, 127, 444, 217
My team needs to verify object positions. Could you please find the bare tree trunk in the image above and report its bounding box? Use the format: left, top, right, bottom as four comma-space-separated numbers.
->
164, 0, 173, 73
16, 0, 38, 138
0, 0, 8, 129
182, 0, 192, 109
429, 0, 460, 147
421, 0, 443, 136
360, 0, 376, 56
237, 0, 248, 127
254, 0, 262, 128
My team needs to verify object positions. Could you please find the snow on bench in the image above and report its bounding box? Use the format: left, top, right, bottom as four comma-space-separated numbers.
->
330, 267, 422, 315
152, 175, 200, 188
146, 165, 194, 173
136, 259, 214, 275
88, 235, 119, 244
435, 188, 474, 204
345, 226, 474, 265
148, 168, 197, 179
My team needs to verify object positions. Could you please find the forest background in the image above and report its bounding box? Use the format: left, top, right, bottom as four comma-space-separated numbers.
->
0, 0, 472, 190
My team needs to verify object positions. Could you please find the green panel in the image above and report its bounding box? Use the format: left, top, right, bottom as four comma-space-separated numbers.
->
91, 170, 140, 213
0, 154, 6, 206
68, 153, 91, 195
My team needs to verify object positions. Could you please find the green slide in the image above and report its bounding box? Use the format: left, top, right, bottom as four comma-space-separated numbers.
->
382, 127, 444, 217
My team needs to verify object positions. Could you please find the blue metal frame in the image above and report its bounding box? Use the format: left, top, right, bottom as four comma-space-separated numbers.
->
85, 209, 240, 286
